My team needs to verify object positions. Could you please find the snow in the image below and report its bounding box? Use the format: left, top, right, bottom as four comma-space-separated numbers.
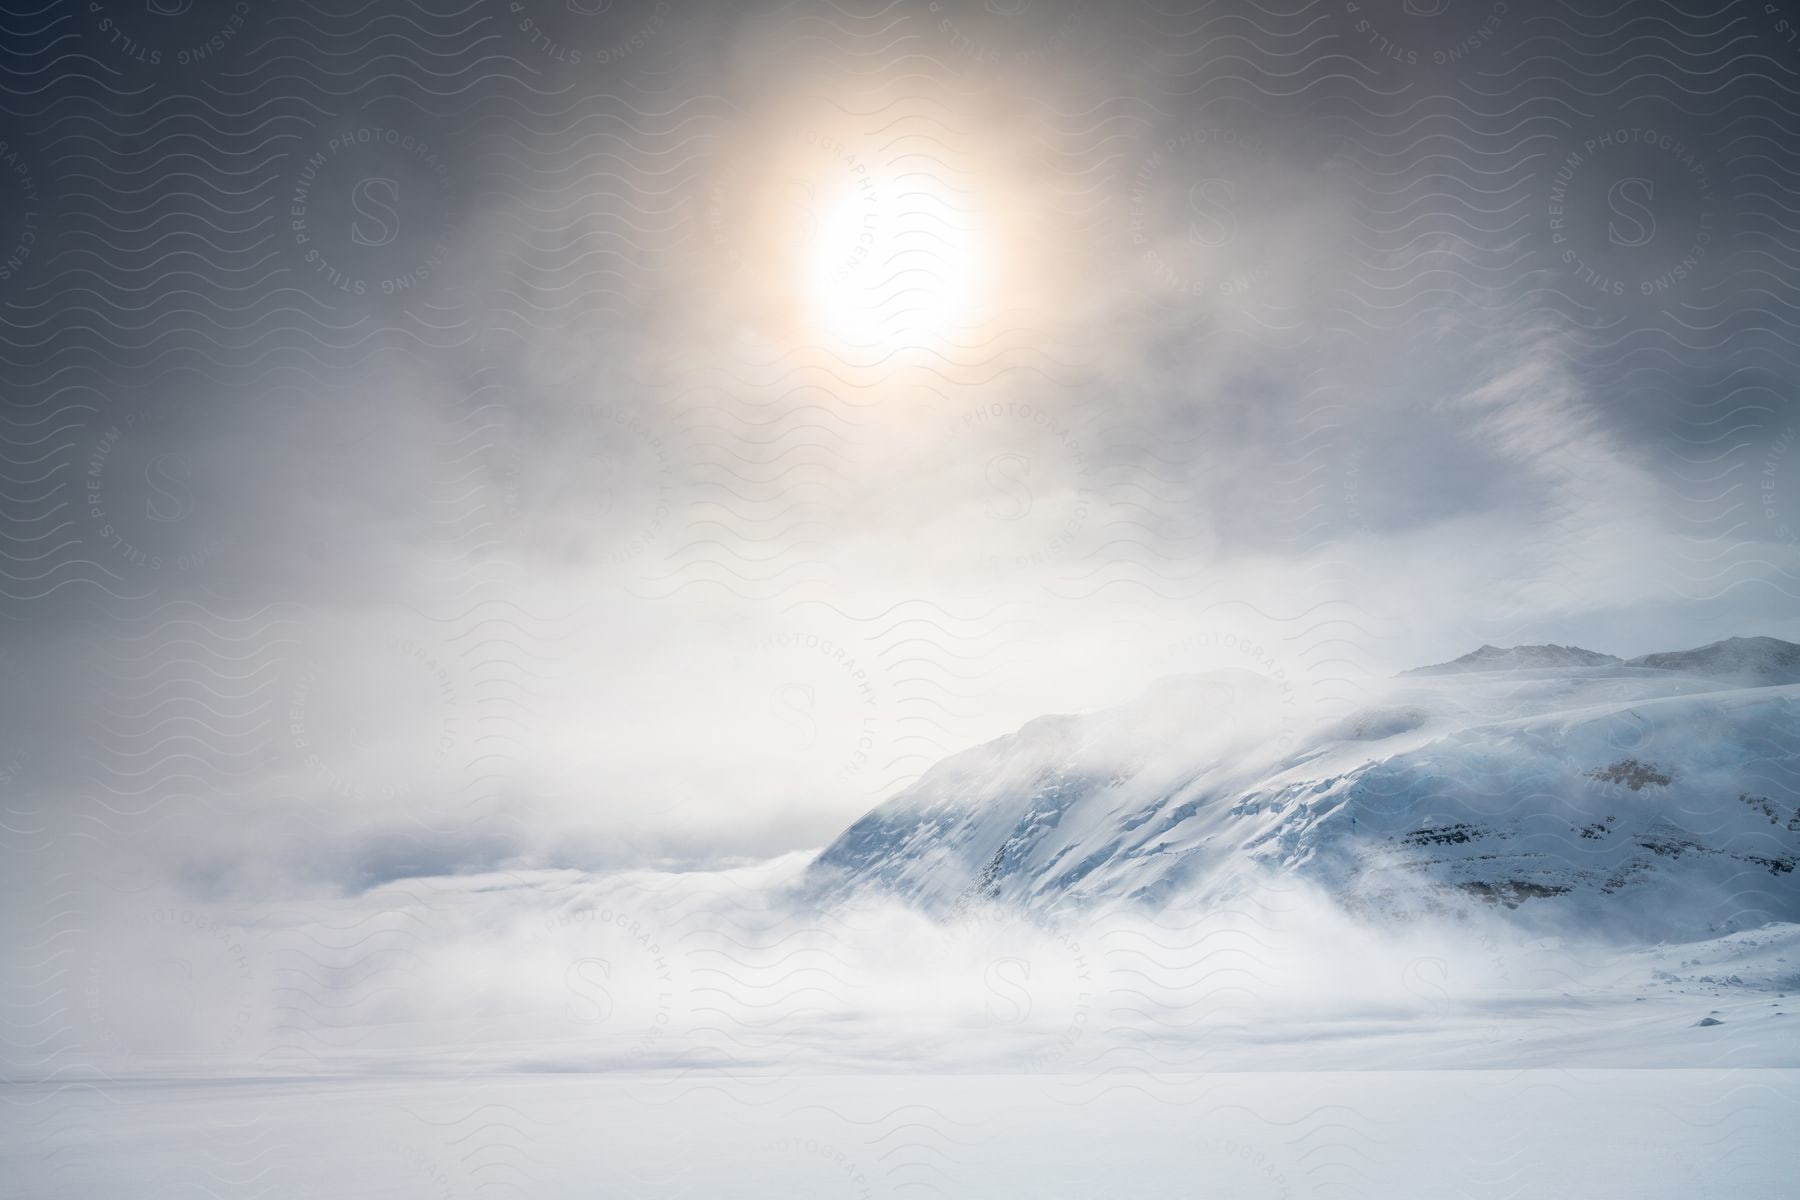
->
4, 1069, 1794, 1199
7, 639, 1796, 1196
1403, 642, 1624, 674
807, 639, 1800, 944
1627, 634, 1800, 685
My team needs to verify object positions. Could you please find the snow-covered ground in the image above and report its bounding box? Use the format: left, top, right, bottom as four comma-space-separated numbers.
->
13, 856, 1797, 1078
4, 1069, 1794, 1199
5, 857, 1794, 1197
6, 640, 1796, 1196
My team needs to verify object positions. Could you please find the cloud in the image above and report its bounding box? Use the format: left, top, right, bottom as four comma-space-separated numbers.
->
3, 0, 1797, 903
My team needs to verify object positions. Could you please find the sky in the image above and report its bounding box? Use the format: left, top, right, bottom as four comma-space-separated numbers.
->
1, 0, 1799, 905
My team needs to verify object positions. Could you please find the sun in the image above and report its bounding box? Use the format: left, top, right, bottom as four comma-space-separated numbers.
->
801, 172, 988, 350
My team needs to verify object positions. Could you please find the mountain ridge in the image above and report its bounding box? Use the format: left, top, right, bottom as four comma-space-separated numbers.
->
1402, 642, 1622, 675
1625, 636, 1800, 685
807, 635, 1800, 939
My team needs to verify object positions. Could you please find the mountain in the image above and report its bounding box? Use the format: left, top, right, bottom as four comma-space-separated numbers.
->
1627, 636, 1800, 686
1402, 643, 1621, 675
807, 638, 1800, 940
1400, 635, 1800, 684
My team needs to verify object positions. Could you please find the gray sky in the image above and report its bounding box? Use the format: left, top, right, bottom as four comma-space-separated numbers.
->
2, 0, 1798, 899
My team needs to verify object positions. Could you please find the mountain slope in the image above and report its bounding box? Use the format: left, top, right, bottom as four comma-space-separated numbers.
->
1627, 636, 1800, 686
808, 640, 1800, 940
1402, 643, 1622, 675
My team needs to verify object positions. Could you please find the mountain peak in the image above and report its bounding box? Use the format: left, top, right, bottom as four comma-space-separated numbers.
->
1401, 643, 1621, 676
808, 639, 1800, 937
1626, 636, 1800, 685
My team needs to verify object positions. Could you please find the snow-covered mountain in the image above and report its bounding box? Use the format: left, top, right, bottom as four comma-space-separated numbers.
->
1627, 635, 1800, 686
807, 638, 1800, 940
1403, 643, 1622, 674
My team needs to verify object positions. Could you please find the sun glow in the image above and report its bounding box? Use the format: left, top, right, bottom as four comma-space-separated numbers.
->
801, 173, 989, 349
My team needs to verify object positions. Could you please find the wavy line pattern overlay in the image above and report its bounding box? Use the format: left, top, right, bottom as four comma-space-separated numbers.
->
2, 0, 1799, 1197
